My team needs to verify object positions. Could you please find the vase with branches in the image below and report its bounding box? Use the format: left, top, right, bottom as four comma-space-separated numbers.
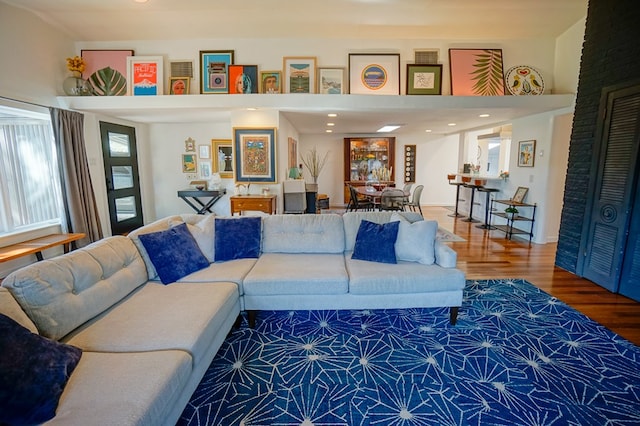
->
301, 147, 329, 183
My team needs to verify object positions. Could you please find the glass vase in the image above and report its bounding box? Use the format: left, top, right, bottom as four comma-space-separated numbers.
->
63, 73, 92, 96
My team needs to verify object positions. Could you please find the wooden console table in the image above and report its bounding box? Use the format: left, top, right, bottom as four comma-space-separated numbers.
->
230, 195, 277, 216
178, 189, 226, 214
0, 233, 85, 263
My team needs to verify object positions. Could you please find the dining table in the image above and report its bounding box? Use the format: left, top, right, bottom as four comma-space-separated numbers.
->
355, 186, 410, 210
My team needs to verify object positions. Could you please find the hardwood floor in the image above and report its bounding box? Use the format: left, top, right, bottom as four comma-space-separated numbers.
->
422, 206, 640, 346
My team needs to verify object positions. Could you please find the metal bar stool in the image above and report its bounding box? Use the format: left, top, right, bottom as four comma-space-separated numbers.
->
462, 178, 485, 223
476, 187, 500, 229
447, 174, 465, 218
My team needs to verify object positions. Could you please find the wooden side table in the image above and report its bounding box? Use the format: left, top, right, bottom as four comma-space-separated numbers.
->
230, 195, 277, 216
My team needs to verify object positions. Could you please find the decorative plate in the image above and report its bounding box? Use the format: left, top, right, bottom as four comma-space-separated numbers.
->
505, 65, 545, 95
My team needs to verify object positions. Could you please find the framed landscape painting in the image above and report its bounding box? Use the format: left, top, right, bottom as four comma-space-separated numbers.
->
233, 128, 277, 183
449, 49, 505, 96
348, 53, 400, 95
318, 67, 346, 94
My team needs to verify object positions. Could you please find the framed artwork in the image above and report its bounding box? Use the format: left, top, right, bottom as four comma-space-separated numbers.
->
406, 64, 443, 95
81, 49, 133, 96
200, 161, 212, 179
348, 53, 400, 95
199, 50, 234, 94
169, 77, 190, 95
212, 139, 233, 179
318, 67, 346, 94
184, 137, 195, 152
283, 57, 317, 94
198, 144, 210, 159
518, 140, 536, 167
126, 56, 163, 96
233, 128, 277, 183
512, 186, 529, 203
182, 154, 197, 173
449, 49, 505, 96
228, 65, 259, 94
260, 70, 282, 94
288, 137, 298, 169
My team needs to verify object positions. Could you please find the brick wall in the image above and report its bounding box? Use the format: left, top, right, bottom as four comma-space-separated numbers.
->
556, 0, 640, 271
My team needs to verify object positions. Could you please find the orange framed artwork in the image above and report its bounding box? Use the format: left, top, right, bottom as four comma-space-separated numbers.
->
126, 56, 163, 96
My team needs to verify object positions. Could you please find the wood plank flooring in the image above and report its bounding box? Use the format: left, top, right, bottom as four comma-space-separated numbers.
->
423, 206, 640, 346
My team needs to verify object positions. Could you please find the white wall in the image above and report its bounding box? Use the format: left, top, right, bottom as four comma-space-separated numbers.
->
555, 17, 587, 95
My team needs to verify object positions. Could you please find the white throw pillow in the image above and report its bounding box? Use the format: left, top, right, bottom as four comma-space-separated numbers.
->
390, 212, 437, 265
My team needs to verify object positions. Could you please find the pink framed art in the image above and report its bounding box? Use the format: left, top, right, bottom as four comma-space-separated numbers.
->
81, 49, 134, 96
449, 49, 505, 96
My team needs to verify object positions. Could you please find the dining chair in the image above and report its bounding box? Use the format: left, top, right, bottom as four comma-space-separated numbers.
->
379, 188, 406, 211
347, 185, 374, 211
405, 184, 424, 215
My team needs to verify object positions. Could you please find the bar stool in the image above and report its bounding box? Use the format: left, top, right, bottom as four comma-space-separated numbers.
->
476, 187, 500, 229
447, 174, 466, 218
462, 178, 484, 223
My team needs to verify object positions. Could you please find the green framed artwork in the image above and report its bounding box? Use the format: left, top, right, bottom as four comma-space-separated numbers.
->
406, 64, 443, 95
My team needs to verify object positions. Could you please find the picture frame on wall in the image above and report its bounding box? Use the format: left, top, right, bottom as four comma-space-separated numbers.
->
406, 64, 443, 95
200, 161, 212, 179
283, 57, 317, 94
199, 50, 234, 94
127, 56, 163, 96
512, 186, 529, 203
449, 49, 505, 96
228, 65, 259, 94
260, 70, 281, 93
198, 144, 210, 159
81, 49, 133, 96
233, 128, 277, 183
348, 53, 400, 95
318, 67, 346, 94
518, 140, 536, 167
182, 154, 197, 173
169, 77, 189, 95
212, 139, 233, 179
288, 137, 298, 170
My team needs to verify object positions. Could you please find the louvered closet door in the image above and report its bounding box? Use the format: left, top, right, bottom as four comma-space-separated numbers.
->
582, 85, 640, 292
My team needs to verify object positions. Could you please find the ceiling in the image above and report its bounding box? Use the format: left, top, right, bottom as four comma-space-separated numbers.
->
3, 0, 588, 135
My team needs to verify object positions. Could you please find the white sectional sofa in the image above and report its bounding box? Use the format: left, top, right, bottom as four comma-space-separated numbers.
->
0, 211, 464, 425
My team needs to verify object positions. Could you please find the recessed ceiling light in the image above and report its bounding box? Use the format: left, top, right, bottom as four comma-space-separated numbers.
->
134, 0, 148, 3
327, 113, 337, 117
425, 129, 432, 133
325, 129, 333, 133
479, 113, 490, 118
447, 123, 457, 127
327, 122, 335, 126
377, 125, 402, 133
246, 107, 257, 111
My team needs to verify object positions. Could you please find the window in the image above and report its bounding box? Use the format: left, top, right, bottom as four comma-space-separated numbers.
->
0, 105, 64, 236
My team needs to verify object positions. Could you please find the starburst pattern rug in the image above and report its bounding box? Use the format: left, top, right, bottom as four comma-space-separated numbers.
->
178, 279, 640, 425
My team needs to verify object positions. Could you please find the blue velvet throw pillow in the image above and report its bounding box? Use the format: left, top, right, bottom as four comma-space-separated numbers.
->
138, 222, 210, 284
352, 219, 400, 264
215, 216, 262, 262
0, 314, 82, 426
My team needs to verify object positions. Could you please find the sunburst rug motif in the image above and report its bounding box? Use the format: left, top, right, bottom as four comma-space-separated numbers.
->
178, 279, 640, 425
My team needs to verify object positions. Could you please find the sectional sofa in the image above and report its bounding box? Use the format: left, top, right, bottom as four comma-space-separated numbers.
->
0, 211, 465, 425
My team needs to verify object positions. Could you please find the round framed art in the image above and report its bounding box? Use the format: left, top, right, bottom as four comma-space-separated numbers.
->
505, 65, 545, 95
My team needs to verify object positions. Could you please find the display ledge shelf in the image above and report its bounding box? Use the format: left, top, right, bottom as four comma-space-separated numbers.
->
57, 93, 575, 125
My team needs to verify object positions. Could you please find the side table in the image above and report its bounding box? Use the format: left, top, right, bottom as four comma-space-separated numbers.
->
230, 195, 277, 216
177, 189, 226, 214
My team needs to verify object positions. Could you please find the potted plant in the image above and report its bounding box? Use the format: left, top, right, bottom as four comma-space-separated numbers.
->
505, 205, 519, 220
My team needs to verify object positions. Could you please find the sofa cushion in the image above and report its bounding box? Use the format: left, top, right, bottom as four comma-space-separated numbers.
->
390, 212, 437, 265
177, 258, 257, 295
215, 216, 261, 261
2, 236, 147, 341
346, 257, 466, 294
0, 287, 37, 333
243, 253, 349, 296
138, 223, 210, 284
64, 282, 240, 366
171, 214, 216, 262
343, 211, 423, 252
352, 220, 399, 264
0, 314, 82, 426
47, 350, 191, 426
127, 215, 183, 280
262, 214, 345, 253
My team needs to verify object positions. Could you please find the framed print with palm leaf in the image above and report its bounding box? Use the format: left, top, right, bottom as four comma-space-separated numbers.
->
81, 49, 133, 96
449, 49, 505, 96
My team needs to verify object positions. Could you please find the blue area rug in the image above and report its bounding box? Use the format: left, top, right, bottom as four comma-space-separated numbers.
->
178, 279, 640, 425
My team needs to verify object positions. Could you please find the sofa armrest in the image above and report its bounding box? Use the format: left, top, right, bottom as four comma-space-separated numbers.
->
434, 241, 457, 268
